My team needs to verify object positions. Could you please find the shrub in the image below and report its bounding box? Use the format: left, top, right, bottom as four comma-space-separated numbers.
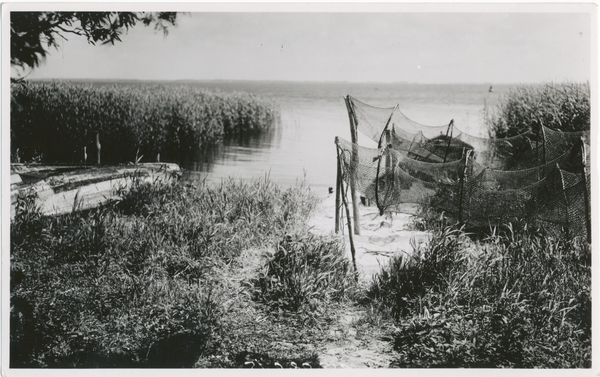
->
484, 82, 590, 138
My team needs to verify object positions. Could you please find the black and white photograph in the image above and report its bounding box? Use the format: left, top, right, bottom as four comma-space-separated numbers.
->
2, 2, 598, 375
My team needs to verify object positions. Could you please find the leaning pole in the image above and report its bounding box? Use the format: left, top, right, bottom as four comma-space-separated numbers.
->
344, 96, 361, 235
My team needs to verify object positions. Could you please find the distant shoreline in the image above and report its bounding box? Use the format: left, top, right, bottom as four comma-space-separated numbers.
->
23, 77, 550, 87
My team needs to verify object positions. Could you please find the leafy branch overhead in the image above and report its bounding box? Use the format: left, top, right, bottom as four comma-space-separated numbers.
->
11, 11, 178, 71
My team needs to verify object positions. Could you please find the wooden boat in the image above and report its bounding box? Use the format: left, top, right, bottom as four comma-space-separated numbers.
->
10, 163, 181, 218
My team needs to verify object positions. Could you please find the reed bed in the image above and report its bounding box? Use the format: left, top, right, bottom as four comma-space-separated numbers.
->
10, 176, 341, 368
484, 81, 590, 137
11, 81, 280, 164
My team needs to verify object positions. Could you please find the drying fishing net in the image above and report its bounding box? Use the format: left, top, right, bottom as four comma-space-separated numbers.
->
347, 95, 591, 170
348, 95, 451, 141
335, 136, 591, 239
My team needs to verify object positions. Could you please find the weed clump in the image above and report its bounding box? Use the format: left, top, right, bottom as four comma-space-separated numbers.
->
255, 233, 355, 313
368, 226, 464, 320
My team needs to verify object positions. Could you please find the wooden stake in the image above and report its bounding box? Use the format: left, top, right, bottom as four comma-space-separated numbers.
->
443, 119, 454, 163
557, 165, 570, 240
344, 96, 361, 235
458, 148, 472, 223
535, 126, 541, 180
337, 144, 359, 281
541, 124, 547, 165
96, 132, 101, 165
335, 138, 342, 233
579, 138, 591, 243
374, 109, 396, 216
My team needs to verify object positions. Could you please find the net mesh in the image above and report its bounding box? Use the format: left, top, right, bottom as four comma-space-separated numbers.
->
335, 136, 591, 240
349, 95, 591, 170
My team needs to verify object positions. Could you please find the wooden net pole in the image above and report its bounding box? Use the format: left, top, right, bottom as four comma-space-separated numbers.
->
579, 138, 591, 243
337, 143, 359, 281
557, 165, 570, 240
443, 119, 454, 163
335, 137, 342, 233
374, 109, 396, 216
458, 148, 472, 223
344, 96, 361, 235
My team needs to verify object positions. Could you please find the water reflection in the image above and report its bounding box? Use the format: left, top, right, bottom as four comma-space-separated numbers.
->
179, 122, 283, 183
173, 81, 501, 196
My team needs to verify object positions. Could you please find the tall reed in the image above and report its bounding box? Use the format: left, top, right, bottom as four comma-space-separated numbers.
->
484, 82, 590, 137
11, 81, 280, 164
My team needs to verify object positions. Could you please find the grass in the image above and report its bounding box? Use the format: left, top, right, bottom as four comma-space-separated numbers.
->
254, 232, 355, 312
484, 82, 590, 138
12, 173, 591, 369
366, 222, 591, 368
11, 81, 280, 164
10, 176, 358, 368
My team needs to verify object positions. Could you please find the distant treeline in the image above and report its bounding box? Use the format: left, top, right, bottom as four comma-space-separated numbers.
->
11, 81, 280, 164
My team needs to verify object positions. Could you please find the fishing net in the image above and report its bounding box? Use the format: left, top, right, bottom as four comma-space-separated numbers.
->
335, 136, 591, 240
348, 95, 450, 142
348, 95, 591, 170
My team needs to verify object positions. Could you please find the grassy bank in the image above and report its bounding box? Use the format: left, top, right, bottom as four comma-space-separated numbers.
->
11, 81, 280, 164
10, 177, 356, 368
366, 223, 591, 368
11, 81, 591, 369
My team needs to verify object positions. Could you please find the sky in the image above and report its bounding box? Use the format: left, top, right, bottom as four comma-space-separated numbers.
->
11, 4, 596, 84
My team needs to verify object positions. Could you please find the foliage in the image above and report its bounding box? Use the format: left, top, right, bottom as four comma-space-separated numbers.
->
254, 233, 356, 312
367, 223, 591, 368
11, 81, 280, 164
11, 12, 177, 73
484, 82, 590, 137
367, 226, 464, 320
10, 176, 318, 367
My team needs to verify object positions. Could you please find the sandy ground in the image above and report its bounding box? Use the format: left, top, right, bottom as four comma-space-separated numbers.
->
308, 193, 431, 282
308, 193, 432, 368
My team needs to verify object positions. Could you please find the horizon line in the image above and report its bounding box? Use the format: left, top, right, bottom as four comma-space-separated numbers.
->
22, 77, 589, 86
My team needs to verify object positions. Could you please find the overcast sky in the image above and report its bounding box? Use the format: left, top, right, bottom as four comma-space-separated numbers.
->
18, 6, 595, 84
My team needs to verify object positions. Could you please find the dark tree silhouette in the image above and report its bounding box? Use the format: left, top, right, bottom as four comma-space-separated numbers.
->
11, 11, 178, 73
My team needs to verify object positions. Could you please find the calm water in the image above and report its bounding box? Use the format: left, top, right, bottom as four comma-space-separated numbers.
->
85, 80, 509, 196
173, 81, 509, 196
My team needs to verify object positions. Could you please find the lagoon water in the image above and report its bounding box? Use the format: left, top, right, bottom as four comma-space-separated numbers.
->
171, 81, 508, 197
85, 80, 508, 196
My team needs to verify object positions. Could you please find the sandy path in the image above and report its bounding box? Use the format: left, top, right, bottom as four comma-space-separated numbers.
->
308, 193, 431, 368
308, 193, 431, 282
